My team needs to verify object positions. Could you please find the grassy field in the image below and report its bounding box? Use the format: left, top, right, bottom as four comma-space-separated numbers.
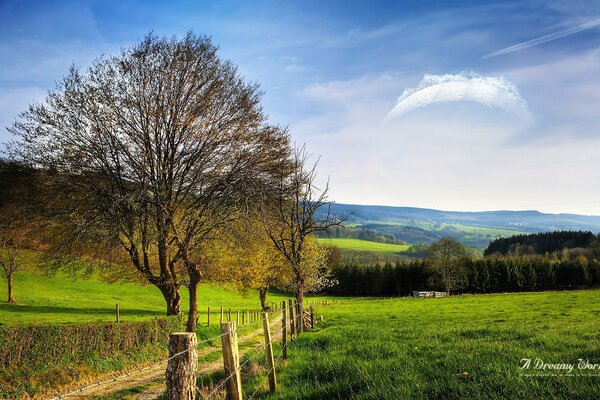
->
0, 269, 309, 326
242, 290, 600, 399
318, 238, 411, 254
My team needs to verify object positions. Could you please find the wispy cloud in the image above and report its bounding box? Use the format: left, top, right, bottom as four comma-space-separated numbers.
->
482, 18, 600, 59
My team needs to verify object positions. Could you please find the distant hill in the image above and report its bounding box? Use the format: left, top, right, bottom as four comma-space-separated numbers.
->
322, 203, 600, 248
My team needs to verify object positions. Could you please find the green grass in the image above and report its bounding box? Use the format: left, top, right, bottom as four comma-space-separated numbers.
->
318, 238, 410, 254
245, 290, 600, 399
0, 269, 325, 326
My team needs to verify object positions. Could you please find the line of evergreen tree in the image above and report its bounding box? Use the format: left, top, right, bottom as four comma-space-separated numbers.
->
330, 256, 600, 296
484, 230, 596, 256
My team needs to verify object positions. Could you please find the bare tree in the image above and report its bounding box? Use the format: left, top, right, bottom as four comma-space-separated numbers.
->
427, 237, 468, 295
0, 214, 36, 304
0, 236, 27, 304
8, 32, 290, 330
262, 146, 345, 323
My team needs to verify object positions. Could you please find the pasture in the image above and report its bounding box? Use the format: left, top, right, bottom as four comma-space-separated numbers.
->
318, 238, 411, 254
244, 290, 600, 399
0, 270, 295, 326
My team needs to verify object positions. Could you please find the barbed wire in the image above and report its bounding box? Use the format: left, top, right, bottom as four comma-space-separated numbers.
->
50, 302, 298, 400
49, 309, 285, 400
246, 340, 289, 400
199, 338, 271, 399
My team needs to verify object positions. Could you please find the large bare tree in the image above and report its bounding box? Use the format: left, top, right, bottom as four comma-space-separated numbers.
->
262, 146, 345, 324
8, 33, 290, 330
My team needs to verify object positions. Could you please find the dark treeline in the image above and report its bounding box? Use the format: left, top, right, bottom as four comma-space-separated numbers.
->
484, 230, 596, 256
0, 160, 38, 208
331, 256, 600, 296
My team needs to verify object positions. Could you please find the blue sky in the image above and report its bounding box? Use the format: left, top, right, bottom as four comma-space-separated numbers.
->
1, 0, 599, 214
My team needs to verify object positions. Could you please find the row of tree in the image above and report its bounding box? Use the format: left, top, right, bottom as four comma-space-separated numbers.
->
484, 230, 596, 256
331, 254, 600, 297
1, 32, 343, 331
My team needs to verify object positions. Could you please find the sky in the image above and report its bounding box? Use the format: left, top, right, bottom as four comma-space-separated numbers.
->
0, 0, 599, 214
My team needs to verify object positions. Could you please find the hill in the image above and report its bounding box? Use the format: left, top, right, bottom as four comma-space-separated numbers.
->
323, 203, 600, 247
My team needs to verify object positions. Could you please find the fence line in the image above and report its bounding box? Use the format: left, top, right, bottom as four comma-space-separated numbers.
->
50, 299, 325, 399
194, 300, 315, 399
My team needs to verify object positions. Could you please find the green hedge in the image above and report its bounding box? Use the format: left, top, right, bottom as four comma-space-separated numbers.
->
0, 316, 183, 398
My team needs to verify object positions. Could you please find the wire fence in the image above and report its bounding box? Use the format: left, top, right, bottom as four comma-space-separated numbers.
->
49, 299, 321, 400
196, 301, 310, 399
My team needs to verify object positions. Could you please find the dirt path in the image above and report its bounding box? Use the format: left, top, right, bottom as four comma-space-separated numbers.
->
133, 319, 284, 400
49, 317, 282, 400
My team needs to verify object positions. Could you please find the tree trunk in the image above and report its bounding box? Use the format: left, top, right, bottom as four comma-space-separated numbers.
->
158, 282, 181, 316
186, 271, 200, 332
259, 287, 269, 311
7, 271, 15, 304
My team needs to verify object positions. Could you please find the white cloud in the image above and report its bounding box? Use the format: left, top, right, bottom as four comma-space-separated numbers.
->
383, 72, 531, 123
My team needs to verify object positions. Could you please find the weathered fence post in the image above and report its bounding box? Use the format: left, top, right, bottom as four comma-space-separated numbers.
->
296, 301, 304, 334
281, 301, 287, 360
220, 306, 224, 324
310, 305, 314, 329
289, 299, 296, 341
207, 306, 210, 327
220, 322, 243, 400
246, 310, 249, 325
236, 310, 240, 326
262, 312, 277, 393
166, 333, 198, 400
115, 304, 120, 323
228, 308, 232, 322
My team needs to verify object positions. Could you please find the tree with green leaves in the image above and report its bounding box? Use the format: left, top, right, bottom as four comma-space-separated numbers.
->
427, 237, 469, 295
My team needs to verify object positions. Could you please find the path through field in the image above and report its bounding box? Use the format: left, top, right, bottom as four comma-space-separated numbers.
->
53, 317, 282, 400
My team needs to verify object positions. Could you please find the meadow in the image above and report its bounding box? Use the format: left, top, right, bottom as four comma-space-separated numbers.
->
0, 270, 295, 326
242, 290, 600, 399
317, 238, 411, 254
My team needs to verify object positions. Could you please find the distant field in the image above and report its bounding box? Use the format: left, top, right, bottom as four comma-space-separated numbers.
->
318, 238, 411, 254
247, 290, 600, 399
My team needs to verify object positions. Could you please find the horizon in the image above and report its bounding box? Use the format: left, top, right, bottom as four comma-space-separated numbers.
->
329, 200, 600, 217
1, 0, 599, 214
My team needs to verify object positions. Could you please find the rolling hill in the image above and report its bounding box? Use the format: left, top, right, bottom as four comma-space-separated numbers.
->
322, 203, 600, 248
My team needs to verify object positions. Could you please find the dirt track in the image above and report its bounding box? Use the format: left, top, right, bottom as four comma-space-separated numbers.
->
48, 317, 282, 400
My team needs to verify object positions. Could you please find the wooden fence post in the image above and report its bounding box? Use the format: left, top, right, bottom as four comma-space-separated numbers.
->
262, 312, 277, 393
115, 304, 120, 323
289, 299, 296, 341
236, 310, 240, 326
310, 305, 314, 329
166, 332, 197, 400
246, 310, 249, 325
220, 306, 224, 324
296, 301, 304, 334
281, 301, 287, 360
220, 322, 243, 400
228, 308, 232, 322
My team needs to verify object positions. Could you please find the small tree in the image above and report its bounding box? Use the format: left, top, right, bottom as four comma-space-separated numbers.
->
204, 219, 287, 311
427, 237, 468, 295
0, 230, 34, 304
262, 146, 345, 319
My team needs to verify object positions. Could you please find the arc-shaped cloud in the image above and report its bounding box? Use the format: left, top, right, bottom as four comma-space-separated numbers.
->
383, 72, 531, 123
